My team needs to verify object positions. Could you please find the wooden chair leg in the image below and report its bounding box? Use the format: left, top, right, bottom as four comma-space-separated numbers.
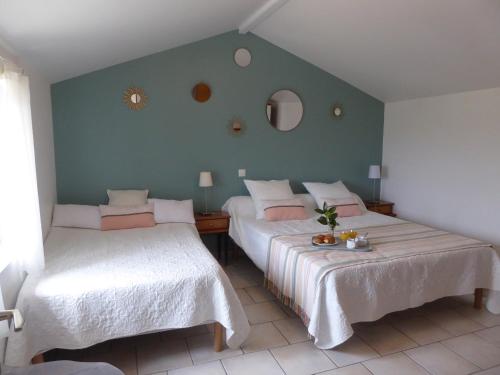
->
32, 353, 44, 364
474, 288, 483, 310
214, 322, 224, 352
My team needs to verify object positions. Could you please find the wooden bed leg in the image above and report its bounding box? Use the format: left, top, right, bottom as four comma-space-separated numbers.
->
474, 288, 484, 310
32, 353, 44, 364
214, 322, 224, 352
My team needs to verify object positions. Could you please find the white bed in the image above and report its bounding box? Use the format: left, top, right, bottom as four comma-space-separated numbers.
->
5, 223, 250, 366
223, 195, 500, 348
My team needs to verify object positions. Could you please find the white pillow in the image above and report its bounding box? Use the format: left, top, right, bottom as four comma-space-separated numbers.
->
52, 204, 101, 230
244, 179, 294, 219
222, 196, 256, 218
107, 189, 149, 206
351, 193, 368, 213
303, 181, 352, 209
148, 198, 195, 224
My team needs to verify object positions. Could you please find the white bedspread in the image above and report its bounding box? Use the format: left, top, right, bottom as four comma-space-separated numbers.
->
223, 198, 500, 348
5, 224, 250, 366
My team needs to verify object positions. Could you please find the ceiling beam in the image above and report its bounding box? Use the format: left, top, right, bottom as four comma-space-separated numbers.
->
239, 0, 289, 34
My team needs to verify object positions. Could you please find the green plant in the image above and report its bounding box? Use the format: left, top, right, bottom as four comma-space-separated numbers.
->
315, 202, 338, 233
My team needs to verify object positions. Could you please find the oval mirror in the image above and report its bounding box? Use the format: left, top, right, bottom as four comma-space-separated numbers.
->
234, 48, 252, 67
266, 90, 303, 131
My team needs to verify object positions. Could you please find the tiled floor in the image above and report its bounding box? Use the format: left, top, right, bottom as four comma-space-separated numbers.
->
48, 256, 500, 375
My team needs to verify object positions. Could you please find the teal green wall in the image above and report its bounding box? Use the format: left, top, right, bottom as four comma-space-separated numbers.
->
52, 31, 384, 211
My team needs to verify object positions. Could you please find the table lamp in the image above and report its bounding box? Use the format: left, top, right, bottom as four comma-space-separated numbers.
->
199, 171, 213, 215
368, 165, 381, 203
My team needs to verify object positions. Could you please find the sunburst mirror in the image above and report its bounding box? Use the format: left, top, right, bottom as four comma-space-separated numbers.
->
123, 87, 148, 110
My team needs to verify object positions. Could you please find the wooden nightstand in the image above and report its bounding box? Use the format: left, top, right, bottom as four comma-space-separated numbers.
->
364, 200, 396, 217
195, 211, 230, 264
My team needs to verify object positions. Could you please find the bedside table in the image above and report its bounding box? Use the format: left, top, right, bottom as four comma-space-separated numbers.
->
364, 200, 396, 217
195, 211, 230, 264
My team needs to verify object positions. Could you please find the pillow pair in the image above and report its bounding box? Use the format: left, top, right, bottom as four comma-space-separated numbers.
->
244, 179, 364, 220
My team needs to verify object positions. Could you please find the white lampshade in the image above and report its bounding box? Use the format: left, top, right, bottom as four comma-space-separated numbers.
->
368, 165, 381, 179
199, 171, 213, 187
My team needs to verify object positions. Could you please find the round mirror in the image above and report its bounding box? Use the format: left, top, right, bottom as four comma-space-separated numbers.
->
234, 48, 252, 68
131, 93, 141, 104
266, 90, 303, 131
332, 103, 344, 119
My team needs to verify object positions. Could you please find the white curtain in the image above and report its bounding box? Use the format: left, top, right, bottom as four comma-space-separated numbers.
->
0, 60, 44, 274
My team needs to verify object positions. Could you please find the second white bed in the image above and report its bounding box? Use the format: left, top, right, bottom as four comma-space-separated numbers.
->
6, 223, 250, 366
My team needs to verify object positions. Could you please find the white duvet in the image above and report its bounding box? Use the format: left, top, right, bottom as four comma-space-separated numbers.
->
5, 223, 250, 366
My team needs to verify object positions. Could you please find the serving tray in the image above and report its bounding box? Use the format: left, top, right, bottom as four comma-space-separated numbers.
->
311, 239, 373, 252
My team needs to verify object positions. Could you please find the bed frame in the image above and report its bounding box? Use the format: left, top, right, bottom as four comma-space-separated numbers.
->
32, 288, 484, 364
31, 322, 226, 364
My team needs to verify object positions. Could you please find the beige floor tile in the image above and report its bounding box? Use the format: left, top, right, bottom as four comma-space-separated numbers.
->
271, 341, 336, 375
162, 325, 209, 341
168, 361, 226, 375
454, 305, 500, 327
323, 335, 379, 367
424, 308, 484, 336
405, 342, 479, 375
273, 318, 310, 344
244, 301, 287, 324
187, 334, 242, 364
316, 363, 373, 375
391, 316, 452, 345
363, 353, 430, 375
476, 326, 500, 347
473, 366, 500, 375
84, 345, 138, 375
222, 350, 285, 375
137, 339, 192, 374
227, 270, 263, 289
235, 288, 254, 305
441, 333, 500, 369
355, 323, 417, 355
241, 322, 288, 353
245, 285, 276, 303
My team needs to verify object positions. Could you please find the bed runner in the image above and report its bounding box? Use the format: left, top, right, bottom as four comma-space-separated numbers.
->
264, 222, 491, 325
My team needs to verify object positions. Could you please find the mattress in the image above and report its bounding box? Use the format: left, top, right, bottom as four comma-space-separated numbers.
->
5, 223, 250, 366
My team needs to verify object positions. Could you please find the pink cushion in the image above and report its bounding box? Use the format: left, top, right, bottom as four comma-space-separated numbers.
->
261, 198, 309, 221
99, 204, 156, 231
323, 197, 363, 217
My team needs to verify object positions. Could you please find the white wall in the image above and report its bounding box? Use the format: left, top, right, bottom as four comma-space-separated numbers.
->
0, 41, 56, 362
382, 87, 500, 246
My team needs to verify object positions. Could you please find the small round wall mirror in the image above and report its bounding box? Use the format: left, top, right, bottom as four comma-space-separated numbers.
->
234, 48, 252, 68
266, 89, 304, 132
332, 103, 344, 119
123, 87, 147, 110
192, 82, 211, 102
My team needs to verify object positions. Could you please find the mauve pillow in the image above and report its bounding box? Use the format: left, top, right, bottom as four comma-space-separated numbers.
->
323, 197, 363, 217
99, 203, 155, 231
261, 198, 309, 221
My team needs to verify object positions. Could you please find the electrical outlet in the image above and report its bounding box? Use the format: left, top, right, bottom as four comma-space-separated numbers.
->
238, 169, 246, 177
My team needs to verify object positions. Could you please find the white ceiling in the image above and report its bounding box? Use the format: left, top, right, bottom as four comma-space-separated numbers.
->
1, 0, 500, 101
0, 0, 266, 83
